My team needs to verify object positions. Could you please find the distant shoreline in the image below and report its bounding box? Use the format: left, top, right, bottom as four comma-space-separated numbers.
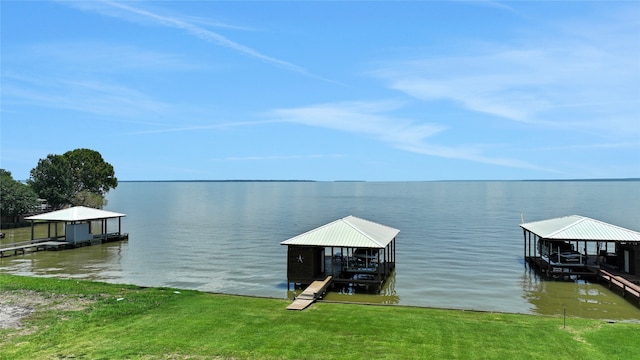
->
119, 179, 318, 183
118, 178, 640, 183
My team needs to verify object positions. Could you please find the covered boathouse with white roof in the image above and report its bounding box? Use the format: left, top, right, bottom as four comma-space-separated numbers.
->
520, 215, 640, 280
281, 215, 399, 292
25, 206, 128, 245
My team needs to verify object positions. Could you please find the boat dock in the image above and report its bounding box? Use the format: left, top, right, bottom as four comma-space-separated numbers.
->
599, 269, 640, 306
287, 276, 333, 310
0, 240, 69, 258
521, 215, 640, 307
0, 233, 128, 258
281, 216, 399, 296
525, 256, 599, 279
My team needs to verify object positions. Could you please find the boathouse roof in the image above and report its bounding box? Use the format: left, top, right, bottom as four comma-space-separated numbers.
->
280, 215, 399, 248
520, 215, 640, 242
25, 206, 126, 222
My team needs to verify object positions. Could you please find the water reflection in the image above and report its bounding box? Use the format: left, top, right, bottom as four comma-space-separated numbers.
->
1, 181, 639, 320
0, 241, 126, 281
292, 271, 400, 305
521, 265, 639, 321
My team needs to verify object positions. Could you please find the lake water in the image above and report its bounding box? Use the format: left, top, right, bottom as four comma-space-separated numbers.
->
2, 181, 639, 320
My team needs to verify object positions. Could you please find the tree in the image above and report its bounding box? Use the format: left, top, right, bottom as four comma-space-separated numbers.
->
28, 154, 73, 209
71, 190, 107, 209
28, 149, 118, 209
65, 148, 118, 198
0, 169, 39, 223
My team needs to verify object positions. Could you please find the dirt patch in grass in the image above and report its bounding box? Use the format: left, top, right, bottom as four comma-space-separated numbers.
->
0, 290, 96, 330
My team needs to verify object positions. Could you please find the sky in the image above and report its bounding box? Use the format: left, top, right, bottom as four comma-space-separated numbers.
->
1, 1, 639, 181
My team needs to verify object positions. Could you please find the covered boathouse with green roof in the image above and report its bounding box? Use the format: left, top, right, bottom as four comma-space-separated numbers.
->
281, 215, 399, 293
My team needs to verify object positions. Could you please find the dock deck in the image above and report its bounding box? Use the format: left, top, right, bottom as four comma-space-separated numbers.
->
599, 269, 640, 306
525, 256, 599, 279
0, 241, 69, 258
321, 255, 394, 292
287, 276, 333, 310
526, 256, 640, 308
0, 233, 128, 258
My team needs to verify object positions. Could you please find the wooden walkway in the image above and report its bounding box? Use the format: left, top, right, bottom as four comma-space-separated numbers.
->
599, 269, 640, 306
0, 233, 128, 259
287, 276, 333, 310
0, 241, 68, 258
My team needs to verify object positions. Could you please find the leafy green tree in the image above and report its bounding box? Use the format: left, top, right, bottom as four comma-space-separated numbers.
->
0, 169, 39, 223
28, 149, 118, 209
71, 190, 107, 209
28, 154, 73, 209
65, 148, 118, 198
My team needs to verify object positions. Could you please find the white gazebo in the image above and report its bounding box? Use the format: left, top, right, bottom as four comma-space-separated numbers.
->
25, 206, 127, 245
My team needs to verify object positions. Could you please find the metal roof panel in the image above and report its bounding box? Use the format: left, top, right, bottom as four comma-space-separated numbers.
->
281, 215, 400, 248
520, 215, 640, 241
25, 206, 126, 222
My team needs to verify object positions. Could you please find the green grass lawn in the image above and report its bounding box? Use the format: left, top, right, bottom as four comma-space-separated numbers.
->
1, 274, 638, 359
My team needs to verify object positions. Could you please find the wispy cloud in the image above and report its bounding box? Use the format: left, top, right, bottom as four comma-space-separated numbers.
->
24, 42, 198, 73
459, 0, 519, 14
180, 14, 258, 32
268, 101, 548, 170
212, 154, 344, 162
2, 73, 170, 122
532, 142, 638, 152
0, 40, 202, 123
127, 120, 280, 135
59, 0, 330, 81
371, 8, 640, 139
270, 100, 444, 147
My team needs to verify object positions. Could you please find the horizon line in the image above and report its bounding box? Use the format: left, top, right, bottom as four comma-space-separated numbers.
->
114, 178, 640, 183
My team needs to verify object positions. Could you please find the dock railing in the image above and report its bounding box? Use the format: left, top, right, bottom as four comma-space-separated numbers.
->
599, 269, 640, 305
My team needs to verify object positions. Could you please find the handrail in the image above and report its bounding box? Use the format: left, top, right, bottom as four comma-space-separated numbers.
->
0, 240, 32, 249
600, 269, 640, 298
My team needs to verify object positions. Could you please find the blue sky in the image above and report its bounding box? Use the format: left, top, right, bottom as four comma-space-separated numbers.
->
2, 1, 639, 181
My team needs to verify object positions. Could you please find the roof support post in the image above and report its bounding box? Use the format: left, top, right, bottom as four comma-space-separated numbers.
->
330, 246, 335, 277
377, 250, 381, 278
523, 228, 527, 264
393, 238, 396, 264
385, 243, 389, 274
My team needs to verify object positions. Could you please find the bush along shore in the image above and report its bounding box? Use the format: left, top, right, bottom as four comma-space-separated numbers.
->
0, 274, 638, 359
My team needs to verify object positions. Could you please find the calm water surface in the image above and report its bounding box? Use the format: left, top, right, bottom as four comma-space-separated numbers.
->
2, 181, 639, 320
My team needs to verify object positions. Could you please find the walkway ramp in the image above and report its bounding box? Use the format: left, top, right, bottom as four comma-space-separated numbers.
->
600, 269, 640, 305
287, 276, 332, 310
0, 241, 68, 257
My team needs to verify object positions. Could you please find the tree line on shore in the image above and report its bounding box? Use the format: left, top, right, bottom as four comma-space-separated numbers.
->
0, 148, 117, 225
